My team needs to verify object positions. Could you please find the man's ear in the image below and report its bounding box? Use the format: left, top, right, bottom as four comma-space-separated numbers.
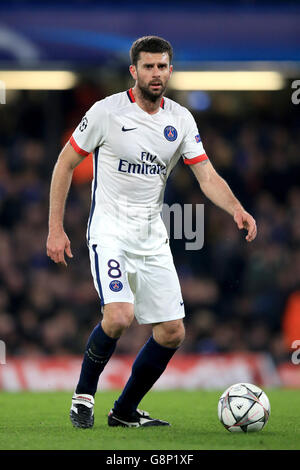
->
129, 64, 137, 81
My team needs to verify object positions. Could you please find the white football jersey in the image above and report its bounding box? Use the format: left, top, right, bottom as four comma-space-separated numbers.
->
70, 88, 208, 255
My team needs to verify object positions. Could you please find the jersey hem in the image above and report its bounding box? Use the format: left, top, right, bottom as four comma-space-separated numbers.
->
136, 312, 185, 325
87, 238, 169, 256
101, 299, 135, 305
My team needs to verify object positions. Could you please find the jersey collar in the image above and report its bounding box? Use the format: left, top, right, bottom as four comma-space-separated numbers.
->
127, 88, 165, 109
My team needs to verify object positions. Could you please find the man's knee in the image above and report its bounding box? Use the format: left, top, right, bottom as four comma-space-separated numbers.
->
153, 319, 185, 348
102, 303, 134, 338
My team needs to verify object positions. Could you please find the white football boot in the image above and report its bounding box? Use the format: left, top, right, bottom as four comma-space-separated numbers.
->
70, 393, 94, 428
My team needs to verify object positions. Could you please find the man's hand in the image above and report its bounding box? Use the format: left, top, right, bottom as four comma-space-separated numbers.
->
46, 230, 73, 267
233, 208, 257, 242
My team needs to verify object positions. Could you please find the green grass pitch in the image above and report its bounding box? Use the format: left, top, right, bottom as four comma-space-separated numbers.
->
0, 389, 299, 450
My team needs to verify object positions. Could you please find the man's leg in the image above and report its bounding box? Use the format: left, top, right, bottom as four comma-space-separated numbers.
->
70, 302, 134, 428
109, 319, 185, 427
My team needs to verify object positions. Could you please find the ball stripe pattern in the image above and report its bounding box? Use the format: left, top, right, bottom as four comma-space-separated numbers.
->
218, 383, 270, 433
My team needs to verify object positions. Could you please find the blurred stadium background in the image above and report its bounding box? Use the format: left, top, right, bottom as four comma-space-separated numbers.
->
0, 0, 300, 391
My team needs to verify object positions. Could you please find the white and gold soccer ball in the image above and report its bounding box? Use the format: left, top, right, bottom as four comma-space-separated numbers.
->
218, 383, 270, 432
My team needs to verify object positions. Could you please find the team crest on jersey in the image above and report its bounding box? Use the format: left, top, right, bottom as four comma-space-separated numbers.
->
79, 116, 88, 132
164, 126, 177, 142
109, 280, 123, 292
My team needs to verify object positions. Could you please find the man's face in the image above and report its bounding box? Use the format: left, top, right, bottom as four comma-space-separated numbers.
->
130, 52, 173, 102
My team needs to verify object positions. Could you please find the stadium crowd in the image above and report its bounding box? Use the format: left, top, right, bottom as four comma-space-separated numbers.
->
0, 82, 299, 364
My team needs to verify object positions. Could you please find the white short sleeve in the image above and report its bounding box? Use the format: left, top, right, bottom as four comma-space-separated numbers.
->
70, 101, 108, 156
180, 109, 208, 165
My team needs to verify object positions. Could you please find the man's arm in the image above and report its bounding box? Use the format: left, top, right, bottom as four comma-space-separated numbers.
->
190, 160, 257, 242
47, 142, 86, 266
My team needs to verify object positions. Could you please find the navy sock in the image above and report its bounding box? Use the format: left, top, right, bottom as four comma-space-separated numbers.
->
114, 335, 178, 416
76, 322, 118, 396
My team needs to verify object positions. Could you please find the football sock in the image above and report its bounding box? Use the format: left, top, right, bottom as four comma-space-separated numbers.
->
76, 322, 118, 396
113, 335, 178, 416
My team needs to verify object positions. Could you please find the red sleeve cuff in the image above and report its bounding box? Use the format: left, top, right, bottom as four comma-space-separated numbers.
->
183, 154, 208, 165
69, 136, 90, 157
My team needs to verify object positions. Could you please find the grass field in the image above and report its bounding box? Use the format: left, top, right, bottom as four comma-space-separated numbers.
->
0, 389, 299, 450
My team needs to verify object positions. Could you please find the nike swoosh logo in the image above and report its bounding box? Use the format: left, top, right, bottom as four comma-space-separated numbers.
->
180, 301, 184, 306
122, 126, 137, 132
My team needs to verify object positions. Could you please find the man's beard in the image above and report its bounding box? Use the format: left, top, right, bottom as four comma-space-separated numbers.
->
138, 81, 166, 103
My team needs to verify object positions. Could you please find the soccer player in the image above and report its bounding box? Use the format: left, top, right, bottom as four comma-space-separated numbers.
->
46, 36, 257, 428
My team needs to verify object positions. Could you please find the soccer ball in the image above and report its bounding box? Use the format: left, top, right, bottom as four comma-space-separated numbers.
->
218, 382, 270, 433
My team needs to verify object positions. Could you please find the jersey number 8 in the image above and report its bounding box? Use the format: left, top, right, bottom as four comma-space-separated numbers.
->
107, 259, 122, 278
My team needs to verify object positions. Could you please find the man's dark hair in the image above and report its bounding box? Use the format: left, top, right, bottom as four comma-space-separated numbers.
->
130, 36, 173, 66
